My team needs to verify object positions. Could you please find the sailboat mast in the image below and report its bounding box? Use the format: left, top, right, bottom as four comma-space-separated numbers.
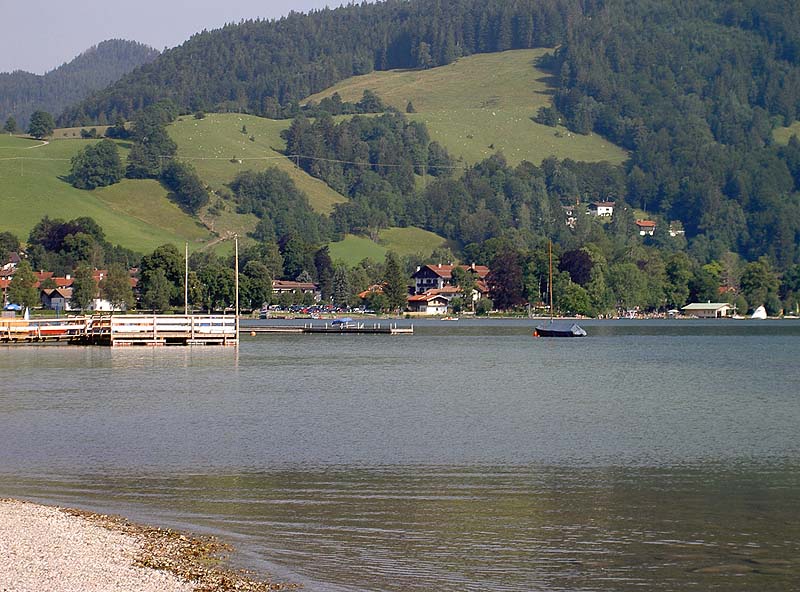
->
548, 240, 554, 322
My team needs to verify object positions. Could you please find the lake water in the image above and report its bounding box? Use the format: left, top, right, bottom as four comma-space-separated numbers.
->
1, 319, 799, 591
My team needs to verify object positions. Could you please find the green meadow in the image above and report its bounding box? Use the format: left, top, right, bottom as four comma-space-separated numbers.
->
328, 227, 449, 266
169, 114, 348, 215
305, 49, 628, 167
773, 121, 800, 144
0, 134, 211, 252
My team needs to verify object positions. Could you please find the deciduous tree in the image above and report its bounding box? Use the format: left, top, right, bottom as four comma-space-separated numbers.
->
27, 110, 55, 139
488, 249, 525, 310
101, 263, 134, 311
7, 260, 39, 310
71, 265, 97, 312
69, 139, 124, 189
141, 268, 172, 312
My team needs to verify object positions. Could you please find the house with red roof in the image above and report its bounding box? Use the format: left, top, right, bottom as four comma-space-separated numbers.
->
411, 263, 489, 295
636, 219, 656, 236
407, 292, 450, 315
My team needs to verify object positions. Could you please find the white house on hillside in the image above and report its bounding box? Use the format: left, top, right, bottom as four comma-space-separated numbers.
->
588, 201, 615, 217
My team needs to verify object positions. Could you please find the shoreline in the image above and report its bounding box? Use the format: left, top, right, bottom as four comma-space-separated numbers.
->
0, 498, 297, 592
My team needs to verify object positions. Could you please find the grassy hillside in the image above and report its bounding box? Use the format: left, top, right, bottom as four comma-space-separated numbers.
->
0, 134, 211, 252
305, 49, 628, 167
169, 114, 348, 215
774, 121, 800, 144
328, 227, 450, 266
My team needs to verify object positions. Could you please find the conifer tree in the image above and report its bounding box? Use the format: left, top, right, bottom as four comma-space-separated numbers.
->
3, 116, 17, 134
382, 251, 408, 312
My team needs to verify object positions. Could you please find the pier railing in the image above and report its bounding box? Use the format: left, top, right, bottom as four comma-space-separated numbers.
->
1, 314, 238, 346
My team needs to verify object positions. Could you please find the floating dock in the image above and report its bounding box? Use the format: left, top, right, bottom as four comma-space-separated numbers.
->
243, 321, 413, 335
1, 314, 238, 346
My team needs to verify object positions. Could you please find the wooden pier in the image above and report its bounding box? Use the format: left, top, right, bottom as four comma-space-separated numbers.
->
243, 321, 413, 335
1, 314, 238, 346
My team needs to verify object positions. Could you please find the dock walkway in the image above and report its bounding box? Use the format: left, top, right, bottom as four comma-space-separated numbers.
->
1, 314, 238, 346
243, 322, 413, 335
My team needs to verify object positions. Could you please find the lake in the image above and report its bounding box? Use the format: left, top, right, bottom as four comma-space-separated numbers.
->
1, 319, 799, 591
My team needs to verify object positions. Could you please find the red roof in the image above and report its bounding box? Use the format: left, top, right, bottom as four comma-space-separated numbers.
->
636, 219, 656, 227
408, 292, 450, 303
357, 284, 384, 299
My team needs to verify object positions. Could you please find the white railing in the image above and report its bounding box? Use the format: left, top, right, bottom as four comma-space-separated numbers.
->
105, 315, 237, 338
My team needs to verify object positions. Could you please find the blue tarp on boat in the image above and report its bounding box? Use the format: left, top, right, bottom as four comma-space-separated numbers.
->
534, 321, 587, 337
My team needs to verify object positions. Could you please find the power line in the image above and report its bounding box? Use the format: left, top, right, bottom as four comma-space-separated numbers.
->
0, 152, 471, 172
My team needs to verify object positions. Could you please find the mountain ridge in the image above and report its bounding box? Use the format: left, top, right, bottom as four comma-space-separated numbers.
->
0, 39, 158, 129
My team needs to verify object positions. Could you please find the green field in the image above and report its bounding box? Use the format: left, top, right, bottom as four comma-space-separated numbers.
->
0, 134, 212, 252
328, 227, 449, 266
169, 114, 348, 215
305, 49, 628, 167
774, 121, 800, 144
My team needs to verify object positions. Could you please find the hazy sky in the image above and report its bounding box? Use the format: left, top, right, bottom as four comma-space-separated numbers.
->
0, 0, 338, 74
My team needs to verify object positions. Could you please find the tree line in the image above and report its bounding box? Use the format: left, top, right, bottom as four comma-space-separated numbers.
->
58, 0, 579, 126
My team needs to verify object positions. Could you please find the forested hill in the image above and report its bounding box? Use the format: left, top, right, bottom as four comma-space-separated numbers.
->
548, 0, 800, 266
58, 0, 576, 125
0, 39, 158, 129
57, 0, 800, 275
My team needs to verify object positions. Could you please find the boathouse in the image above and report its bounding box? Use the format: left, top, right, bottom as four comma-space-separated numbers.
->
681, 302, 733, 318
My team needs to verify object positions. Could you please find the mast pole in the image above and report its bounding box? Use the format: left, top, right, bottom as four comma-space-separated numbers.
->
549, 240, 554, 323
184, 242, 189, 316
234, 234, 239, 342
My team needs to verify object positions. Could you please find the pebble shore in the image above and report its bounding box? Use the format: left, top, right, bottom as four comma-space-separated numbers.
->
0, 499, 297, 592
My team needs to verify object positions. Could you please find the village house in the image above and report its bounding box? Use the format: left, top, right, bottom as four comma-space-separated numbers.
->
357, 284, 384, 299
2, 265, 138, 312
406, 292, 450, 315
271, 279, 321, 301
561, 205, 578, 228
588, 201, 615, 217
407, 263, 492, 315
636, 219, 656, 236
1, 252, 21, 274
411, 263, 490, 298
40, 287, 74, 312
669, 223, 685, 237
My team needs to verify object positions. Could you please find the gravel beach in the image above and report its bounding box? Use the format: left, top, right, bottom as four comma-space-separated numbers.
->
0, 499, 295, 592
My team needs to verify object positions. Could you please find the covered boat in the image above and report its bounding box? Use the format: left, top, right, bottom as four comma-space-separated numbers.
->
534, 321, 587, 338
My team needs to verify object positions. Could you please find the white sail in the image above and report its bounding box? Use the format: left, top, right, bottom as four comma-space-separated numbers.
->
751, 305, 767, 319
